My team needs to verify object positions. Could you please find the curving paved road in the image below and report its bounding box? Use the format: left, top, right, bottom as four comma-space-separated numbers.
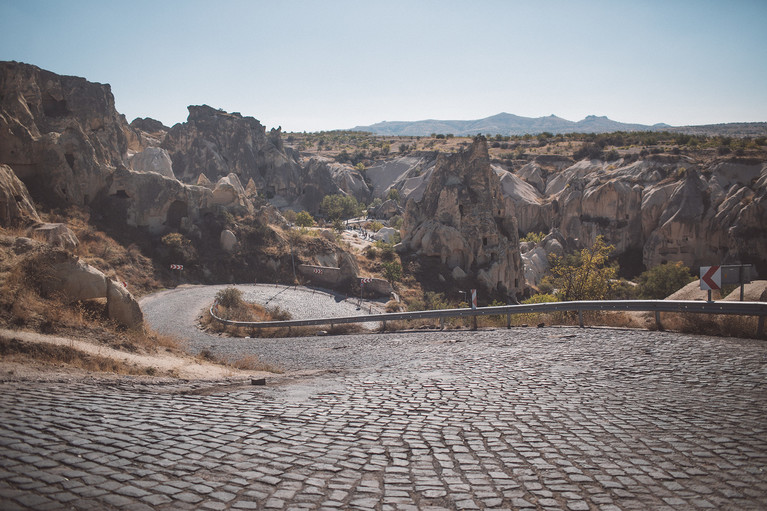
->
139, 284, 385, 355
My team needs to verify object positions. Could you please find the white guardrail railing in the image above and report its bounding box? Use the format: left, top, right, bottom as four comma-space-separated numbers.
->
211, 299, 767, 338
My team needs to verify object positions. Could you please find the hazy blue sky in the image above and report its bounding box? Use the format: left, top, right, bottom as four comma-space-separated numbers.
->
2, 0, 766, 132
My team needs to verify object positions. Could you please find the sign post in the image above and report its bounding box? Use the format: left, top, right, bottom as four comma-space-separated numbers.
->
700, 265, 721, 302
360, 277, 372, 306
700, 264, 753, 302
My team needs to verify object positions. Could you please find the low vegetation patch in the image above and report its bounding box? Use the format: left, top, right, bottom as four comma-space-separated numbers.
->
0, 336, 162, 376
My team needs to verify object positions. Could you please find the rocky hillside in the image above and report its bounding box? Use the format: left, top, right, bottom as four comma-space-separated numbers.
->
401, 138, 524, 297
375, 148, 766, 279
0, 62, 368, 293
1, 61, 765, 304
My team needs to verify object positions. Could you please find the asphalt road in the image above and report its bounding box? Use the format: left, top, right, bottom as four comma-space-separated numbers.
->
139, 284, 385, 356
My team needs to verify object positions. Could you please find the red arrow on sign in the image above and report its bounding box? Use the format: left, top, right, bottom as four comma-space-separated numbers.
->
700, 265, 721, 290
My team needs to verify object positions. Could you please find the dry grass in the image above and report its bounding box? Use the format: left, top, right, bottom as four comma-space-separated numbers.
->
663, 312, 763, 339
196, 349, 283, 373
0, 336, 162, 376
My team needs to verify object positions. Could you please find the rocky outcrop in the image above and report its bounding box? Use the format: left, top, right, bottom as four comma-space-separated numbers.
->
402, 138, 524, 297
0, 163, 40, 226
220, 229, 238, 253
373, 227, 398, 243
101, 167, 214, 235
328, 162, 370, 203
520, 229, 568, 287
30, 223, 79, 251
0, 61, 128, 207
161, 106, 306, 204
211, 173, 252, 214
27, 244, 144, 328
506, 156, 767, 276
106, 278, 144, 329
370, 199, 403, 220
128, 147, 174, 178
296, 159, 348, 213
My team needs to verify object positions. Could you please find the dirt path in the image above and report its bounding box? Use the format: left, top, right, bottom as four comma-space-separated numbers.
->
0, 328, 269, 381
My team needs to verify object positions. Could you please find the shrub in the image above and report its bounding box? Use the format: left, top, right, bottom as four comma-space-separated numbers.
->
215, 287, 244, 308
377, 241, 396, 261
381, 261, 403, 284
636, 261, 695, 299
550, 236, 617, 301
521, 232, 545, 244
385, 300, 401, 312
295, 211, 315, 227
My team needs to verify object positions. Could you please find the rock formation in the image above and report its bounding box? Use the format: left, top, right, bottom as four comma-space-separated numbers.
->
128, 147, 174, 178
0, 61, 128, 207
402, 138, 524, 296
161, 106, 304, 201
30, 223, 79, 251
25, 243, 144, 328
0, 163, 40, 226
505, 157, 767, 276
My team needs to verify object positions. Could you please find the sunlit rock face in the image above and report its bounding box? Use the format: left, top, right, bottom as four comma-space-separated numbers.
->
0, 61, 130, 207
161, 105, 304, 203
402, 137, 525, 297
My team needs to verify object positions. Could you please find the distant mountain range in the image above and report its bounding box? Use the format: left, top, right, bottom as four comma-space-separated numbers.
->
351, 112, 767, 137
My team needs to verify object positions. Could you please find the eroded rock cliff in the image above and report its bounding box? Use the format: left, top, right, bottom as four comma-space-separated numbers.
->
402, 138, 524, 296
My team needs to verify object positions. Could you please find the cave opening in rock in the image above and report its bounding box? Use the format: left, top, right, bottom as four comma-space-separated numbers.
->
166, 200, 188, 229
42, 94, 69, 118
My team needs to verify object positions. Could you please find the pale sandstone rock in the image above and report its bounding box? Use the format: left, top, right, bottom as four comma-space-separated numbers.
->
129, 147, 174, 178
46, 255, 108, 301
106, 278, 144, 329
373, 227, 398, 243
220, 229, 238, 253
0, 164, 40, 226
31, 223, 79, 251
402, 138, 524, 296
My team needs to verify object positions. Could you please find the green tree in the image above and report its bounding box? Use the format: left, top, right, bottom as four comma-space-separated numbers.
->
161, 232, 197, 263
282, 210, 297, 224
386, 188, 400, 204
381, 260, 402, 284
320, 194, 362, 221
521, 231, 546, 244
636, 261, 695, 299
295, 210, 315, 227
550, 236, 617, 301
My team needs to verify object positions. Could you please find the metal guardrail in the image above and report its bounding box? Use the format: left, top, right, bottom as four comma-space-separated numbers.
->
211, 299, 767, 338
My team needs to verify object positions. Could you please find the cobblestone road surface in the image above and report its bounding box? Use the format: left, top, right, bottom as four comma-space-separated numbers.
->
2, 325, 766, 509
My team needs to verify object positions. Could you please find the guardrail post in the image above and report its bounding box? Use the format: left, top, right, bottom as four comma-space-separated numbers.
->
472, 315, 477, 331
759, 316, 765, 339
507, 313, 511, 329
655, 311, 664, 331
439, 317, 445, 330
578, 309, 584, 328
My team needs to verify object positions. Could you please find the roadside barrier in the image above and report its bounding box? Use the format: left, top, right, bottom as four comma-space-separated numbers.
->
210, 299, 767, 338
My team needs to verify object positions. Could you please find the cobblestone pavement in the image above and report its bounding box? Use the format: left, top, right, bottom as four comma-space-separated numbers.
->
1, 328, 766, 510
